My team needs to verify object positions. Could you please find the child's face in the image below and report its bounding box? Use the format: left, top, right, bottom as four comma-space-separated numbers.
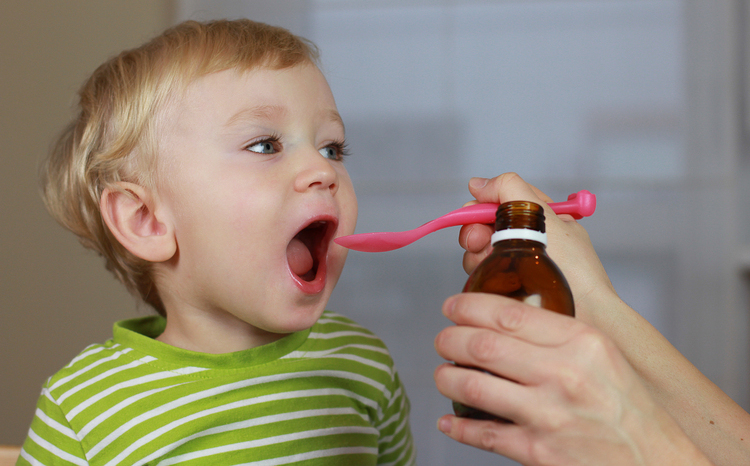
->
154, 63, 357, 342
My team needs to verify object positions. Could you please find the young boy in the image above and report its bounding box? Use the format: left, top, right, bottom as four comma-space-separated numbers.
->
20, 19, 415, 465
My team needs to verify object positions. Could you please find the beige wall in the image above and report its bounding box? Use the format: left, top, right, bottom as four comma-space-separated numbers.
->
1, 1, 173, 445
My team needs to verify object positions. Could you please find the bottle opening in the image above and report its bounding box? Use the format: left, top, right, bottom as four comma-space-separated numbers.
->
495, 201, 545, 233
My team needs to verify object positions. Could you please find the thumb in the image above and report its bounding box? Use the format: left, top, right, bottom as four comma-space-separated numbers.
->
468, 173, 554, 206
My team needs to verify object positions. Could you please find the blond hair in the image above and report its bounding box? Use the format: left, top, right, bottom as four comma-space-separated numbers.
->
40, 19, 320, 315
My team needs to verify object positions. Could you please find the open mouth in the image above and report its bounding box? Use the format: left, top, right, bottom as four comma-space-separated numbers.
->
287, 219, 336, 283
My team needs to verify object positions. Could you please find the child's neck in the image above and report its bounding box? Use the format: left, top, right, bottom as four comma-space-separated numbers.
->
156, 310, 286, 354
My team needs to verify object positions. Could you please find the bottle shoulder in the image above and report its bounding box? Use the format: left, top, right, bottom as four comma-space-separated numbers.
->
475, 241, 566, 279
489, 239, 548, 253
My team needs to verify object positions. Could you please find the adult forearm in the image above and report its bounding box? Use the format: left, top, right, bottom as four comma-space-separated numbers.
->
583, 291, 750, 466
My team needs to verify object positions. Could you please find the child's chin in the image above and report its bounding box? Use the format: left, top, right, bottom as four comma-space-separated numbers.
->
276, 309, 326, 334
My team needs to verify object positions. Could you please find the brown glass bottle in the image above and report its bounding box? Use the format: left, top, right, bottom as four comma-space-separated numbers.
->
452, 200, 574, 422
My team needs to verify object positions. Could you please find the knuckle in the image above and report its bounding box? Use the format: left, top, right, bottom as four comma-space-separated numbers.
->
577, 326, 608, 350
496, 172, 522, 188
553, 328, 618, 399
556, 363, 588, 400
495, 300, 527, 332
531, 404, 573, 437
478, 424, 501, 452
528, 438, 558, 466
575, 326, 619, 365
450, 417, 501, 452
461, 370, 487, 407
467, 331, 502, 363
450, 420, 466, 443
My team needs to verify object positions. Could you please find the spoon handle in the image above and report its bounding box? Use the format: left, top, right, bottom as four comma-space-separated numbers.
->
549, 189, 596, 219
416, 203, 497, 232
424, 189, 597, 231
334, 190, 596, 252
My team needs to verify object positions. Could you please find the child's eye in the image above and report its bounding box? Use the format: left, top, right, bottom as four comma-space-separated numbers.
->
245, 136, 281, 154
319, 140, 351, 161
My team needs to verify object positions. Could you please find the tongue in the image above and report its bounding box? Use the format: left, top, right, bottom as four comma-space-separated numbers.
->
287, 237, 314, 277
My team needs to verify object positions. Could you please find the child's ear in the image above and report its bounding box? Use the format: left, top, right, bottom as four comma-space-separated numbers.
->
100, 182, 176, 262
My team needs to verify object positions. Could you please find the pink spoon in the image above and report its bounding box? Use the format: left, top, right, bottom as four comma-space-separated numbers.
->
335, 190, 596, 253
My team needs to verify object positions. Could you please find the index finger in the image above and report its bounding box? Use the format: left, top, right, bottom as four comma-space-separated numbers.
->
443, 292, 578, 347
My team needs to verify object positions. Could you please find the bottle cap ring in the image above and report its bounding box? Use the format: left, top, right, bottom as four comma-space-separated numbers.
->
491, 229, 548, 246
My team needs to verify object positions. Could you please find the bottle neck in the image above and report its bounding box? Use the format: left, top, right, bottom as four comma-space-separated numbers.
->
495, 201, 546, 232
493, 201, 547, 247
491, 228, 548, 247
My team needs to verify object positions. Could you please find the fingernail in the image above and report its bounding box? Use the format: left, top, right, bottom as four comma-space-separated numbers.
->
469, 177, 489, 189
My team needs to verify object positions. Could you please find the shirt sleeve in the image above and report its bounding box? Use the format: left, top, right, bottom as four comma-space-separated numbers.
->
17, 386, 88, 465
375, 368, 416, 466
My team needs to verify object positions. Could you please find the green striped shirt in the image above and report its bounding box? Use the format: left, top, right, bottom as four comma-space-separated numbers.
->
19, 311, 415, 465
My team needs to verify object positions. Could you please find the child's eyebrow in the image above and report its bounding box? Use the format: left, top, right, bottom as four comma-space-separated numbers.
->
224, 105, 345, 132
224, 105, 288, 129
325, 109, 346, 132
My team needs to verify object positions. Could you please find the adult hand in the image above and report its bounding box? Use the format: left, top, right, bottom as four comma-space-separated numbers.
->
458, 173, 616, 324
433, 292, 713, 466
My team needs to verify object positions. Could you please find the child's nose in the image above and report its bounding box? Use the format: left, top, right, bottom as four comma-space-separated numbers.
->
293, 148, 338, 194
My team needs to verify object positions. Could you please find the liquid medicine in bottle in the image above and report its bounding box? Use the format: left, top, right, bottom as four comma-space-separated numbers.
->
452, 200, 575, 422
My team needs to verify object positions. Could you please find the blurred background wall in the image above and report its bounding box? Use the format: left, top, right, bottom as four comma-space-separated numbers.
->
3, 1, 749, 465
0, 0, 174, 444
